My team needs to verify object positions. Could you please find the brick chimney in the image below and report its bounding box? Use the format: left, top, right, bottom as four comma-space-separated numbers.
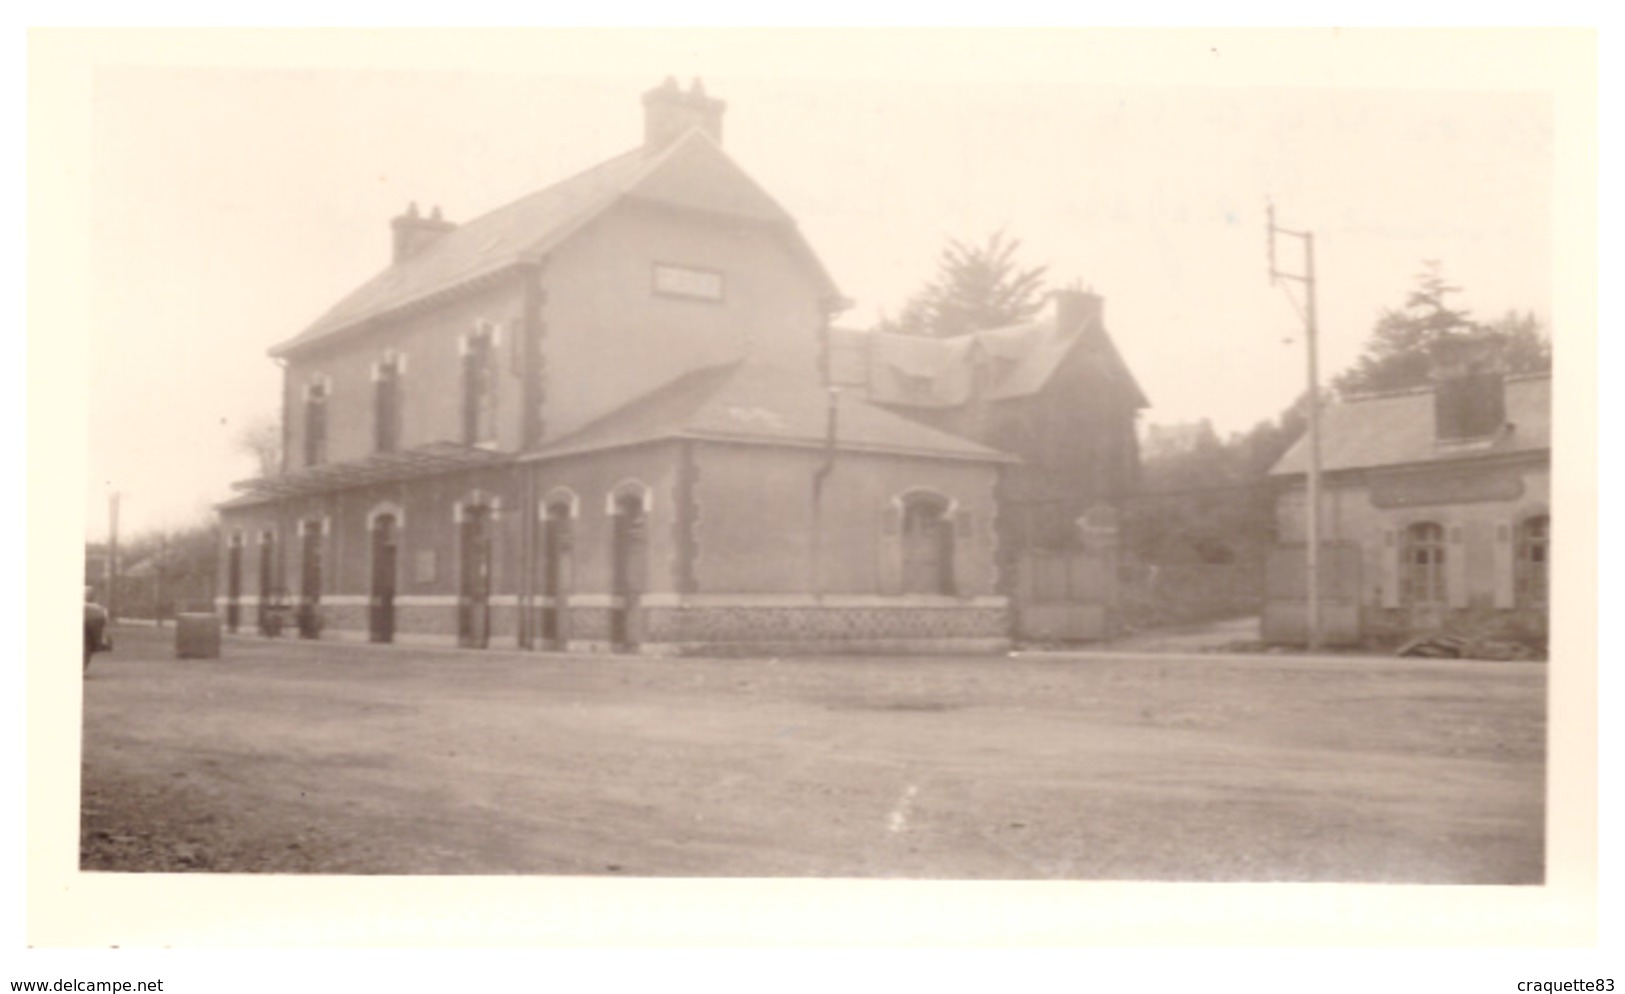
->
1053, 287, 1104, 333
390, 202, 456, 264
643, 76, 725, 151
1431, 331, 1507, 441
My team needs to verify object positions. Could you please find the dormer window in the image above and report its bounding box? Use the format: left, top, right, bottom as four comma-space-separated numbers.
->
303, 378, 330, 467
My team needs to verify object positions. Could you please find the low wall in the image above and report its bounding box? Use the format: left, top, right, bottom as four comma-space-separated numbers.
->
222, 595, 1010, 656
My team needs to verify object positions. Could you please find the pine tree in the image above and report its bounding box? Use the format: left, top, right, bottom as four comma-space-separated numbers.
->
1332, 261, 1551, 397
877, 230, 1048, 338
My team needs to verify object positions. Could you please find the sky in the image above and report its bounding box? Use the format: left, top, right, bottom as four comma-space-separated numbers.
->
53, 29, 1581, 542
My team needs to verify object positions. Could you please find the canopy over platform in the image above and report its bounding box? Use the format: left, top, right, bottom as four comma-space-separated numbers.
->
221, 442, 514, 507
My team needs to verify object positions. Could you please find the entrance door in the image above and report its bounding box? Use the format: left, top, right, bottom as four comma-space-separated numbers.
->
539, 503, 571, 648
257, 531, 275, 633
901, 496, 954, 595
225, 537, 242, 632
298, 523, 323, 638
1403, 521, 1447, 631
370, 514, 398, 644
459, 506, 492, 649
610, 494, 647, 649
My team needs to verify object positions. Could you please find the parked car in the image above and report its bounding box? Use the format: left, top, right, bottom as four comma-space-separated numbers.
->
84, 588, 110, 671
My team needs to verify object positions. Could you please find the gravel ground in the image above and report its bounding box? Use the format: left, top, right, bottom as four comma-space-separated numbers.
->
79, 625, 1546, 881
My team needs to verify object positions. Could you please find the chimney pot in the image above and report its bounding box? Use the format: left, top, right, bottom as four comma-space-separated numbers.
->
391, 203, 456, 264
1431, 332, 1508, 441
1053, 288, 1104, 333
643, 76, 726, 150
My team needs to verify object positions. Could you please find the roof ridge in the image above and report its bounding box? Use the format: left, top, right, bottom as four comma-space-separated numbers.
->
274, 127, 828, 356
447, 144, 650, 233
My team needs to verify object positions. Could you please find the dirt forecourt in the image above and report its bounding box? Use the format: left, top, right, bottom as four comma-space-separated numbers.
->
79, 626, 1545, 882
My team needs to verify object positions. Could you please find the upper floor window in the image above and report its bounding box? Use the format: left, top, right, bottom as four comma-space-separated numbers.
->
461, 325, 497, 446
303, 379, 329, 467
653, 263, 725, 303
373, 353, 404, 453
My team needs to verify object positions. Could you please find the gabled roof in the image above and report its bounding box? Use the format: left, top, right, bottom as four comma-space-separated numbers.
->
271, 130, 836, 356
528, 360, 1011, 464
1269, 374, 1551, 477
831, 299, 1149, 411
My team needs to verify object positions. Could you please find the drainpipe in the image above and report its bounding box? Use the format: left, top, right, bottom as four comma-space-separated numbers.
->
809, 294, 852, 599
517, 255, 547, 648
811, 386, 840, 599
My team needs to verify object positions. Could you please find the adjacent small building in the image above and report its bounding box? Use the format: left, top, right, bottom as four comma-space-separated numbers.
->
1265, 337, 1550, 646
829, 292, 1147, 639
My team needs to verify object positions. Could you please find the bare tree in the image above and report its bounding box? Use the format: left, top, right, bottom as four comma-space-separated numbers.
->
236, 414, 282, 478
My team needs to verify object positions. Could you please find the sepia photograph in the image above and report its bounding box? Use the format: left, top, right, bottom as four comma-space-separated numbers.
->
23, 25, 1600, 965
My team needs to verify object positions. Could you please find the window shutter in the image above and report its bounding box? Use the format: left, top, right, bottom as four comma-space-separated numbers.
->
878, 504, 903, 595
1446, 525, 1469, 609
1492, 521, 1515, 609
1380, 529, 1400, 609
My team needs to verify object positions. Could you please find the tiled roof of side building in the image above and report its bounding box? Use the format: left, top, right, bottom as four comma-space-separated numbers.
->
271, 130, 827, 356
1269, 373, 1551, 476
527, 360, 1013, 463
852, 305, 1148, 410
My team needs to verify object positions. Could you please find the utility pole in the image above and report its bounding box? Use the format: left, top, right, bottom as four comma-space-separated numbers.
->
1268, 203, 1324, 651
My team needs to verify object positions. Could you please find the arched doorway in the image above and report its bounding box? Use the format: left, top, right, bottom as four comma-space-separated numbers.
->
257, 529, 276, 634
297, 519, 324, 639
1402, 521, 1447, 630
370, 513, 399, 644
225, 533, 243, 633
901, 493, 955, 595
609, 487, 649, 650
539, 495, 574, 648
458, 503, 493, 649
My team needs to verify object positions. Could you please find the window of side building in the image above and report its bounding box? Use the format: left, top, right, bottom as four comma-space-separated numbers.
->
1515, 514, 1549, 611
1402, 521, 1447, 607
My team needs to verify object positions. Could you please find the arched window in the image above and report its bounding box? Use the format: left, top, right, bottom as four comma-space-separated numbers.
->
1515, 514, 1549, 611
1402, 521, 1446, 607
900, 492, 955, 596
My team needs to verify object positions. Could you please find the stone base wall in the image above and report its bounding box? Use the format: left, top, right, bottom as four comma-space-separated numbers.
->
228, 600, 1011, 656
645, 605, 1006, 645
